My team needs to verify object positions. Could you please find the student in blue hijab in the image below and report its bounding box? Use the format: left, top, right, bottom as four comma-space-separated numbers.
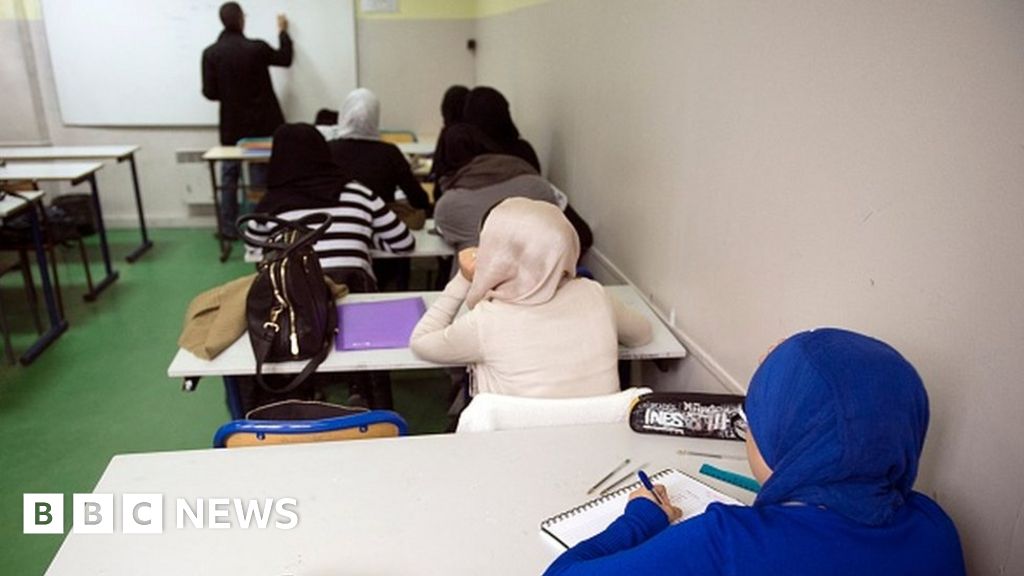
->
544, 328, 965, 576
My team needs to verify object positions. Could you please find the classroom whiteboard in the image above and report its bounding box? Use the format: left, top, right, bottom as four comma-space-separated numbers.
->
40, 0, 357, 126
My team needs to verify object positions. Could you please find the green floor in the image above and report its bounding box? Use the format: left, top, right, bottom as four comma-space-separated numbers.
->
0, 229, 451, 575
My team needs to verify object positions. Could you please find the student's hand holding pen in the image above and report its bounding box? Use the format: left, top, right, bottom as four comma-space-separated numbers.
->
629, 485, 682, 522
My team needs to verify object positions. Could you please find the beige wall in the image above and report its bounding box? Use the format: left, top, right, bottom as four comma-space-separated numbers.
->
0, 9, 474, 227
475, 1, 1024, 574
356, 17, 476, 138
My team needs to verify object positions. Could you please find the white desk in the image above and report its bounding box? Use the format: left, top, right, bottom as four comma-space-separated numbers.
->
0, 162, 119, 301
43, 423, 753, 576
0, 191, 68, 363
0, 145, 152, 262
374, 223, 454, 259
242, 219, 455, 263
201, 146, 270, 163
167, 284, 686, 380
201, 147, 270, 262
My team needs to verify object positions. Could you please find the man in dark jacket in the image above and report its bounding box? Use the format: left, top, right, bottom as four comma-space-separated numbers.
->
202, 2, 293, 239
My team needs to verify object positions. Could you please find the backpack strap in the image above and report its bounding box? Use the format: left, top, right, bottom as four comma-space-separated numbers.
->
237, 212, 331, 259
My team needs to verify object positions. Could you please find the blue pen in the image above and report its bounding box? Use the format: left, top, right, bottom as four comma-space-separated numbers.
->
637, 470, 665, 506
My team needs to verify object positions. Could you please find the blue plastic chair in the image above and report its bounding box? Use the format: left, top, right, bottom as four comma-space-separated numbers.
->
214, 410, 408, 448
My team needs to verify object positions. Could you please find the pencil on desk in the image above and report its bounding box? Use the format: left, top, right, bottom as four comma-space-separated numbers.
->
586, 458, 631, 495
600, 464, 645, 495
678, 449, 746, 460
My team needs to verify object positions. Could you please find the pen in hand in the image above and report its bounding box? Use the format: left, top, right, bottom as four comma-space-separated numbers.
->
637, 470, 665, 506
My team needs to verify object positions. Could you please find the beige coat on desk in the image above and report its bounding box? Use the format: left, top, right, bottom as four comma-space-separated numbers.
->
409, 198, 652, 398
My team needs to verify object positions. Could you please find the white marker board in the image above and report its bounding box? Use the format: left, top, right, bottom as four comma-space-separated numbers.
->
41, 0, 357, 126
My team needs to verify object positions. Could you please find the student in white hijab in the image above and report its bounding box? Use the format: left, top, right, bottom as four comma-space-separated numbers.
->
410, 198, 652, 398
324, 88, 431, 289
322, 88, 429, 210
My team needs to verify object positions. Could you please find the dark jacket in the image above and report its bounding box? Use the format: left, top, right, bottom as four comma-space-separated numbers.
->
201, 30, 293, 145
328, 139, 431, 211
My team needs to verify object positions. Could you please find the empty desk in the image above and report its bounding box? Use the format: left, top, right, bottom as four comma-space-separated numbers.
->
0, 145, 152, 262
0, 162, 119, 301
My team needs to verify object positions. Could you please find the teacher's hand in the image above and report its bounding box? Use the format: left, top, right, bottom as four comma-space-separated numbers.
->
277, 14, 289, 32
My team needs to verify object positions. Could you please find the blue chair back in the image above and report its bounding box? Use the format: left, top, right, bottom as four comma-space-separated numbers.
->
214, 410, 408, 448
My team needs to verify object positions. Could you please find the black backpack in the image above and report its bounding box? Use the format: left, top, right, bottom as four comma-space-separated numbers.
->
238, 213, 337, 393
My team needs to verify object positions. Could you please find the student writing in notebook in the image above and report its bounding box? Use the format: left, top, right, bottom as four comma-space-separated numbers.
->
410, 198, 652, 399
543, 328, 966, 576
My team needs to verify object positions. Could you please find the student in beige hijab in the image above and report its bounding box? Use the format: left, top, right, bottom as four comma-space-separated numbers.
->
410, 198, 652, 398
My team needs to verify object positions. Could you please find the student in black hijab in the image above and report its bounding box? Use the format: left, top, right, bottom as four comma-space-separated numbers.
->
248, 123, 413, 410
431, 85, 472, 198
441, 85, 470, 126
255, 123, 350, 214
462, 86, 541, 172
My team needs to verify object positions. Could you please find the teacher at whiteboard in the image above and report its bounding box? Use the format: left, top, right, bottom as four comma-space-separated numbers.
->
201, 2, 293, 240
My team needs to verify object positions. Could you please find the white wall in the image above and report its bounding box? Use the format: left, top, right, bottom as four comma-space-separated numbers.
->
475, 1, 1024, 574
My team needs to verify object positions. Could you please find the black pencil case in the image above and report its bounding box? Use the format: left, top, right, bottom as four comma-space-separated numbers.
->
629, 392, 747, 441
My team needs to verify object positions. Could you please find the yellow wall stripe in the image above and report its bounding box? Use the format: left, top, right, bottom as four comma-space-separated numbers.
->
356, 0, 479, 20
356, 0, 551, 20
0, 0, 41, 20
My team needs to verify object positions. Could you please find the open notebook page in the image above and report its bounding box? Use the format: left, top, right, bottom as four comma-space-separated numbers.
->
541, 469, 744, 549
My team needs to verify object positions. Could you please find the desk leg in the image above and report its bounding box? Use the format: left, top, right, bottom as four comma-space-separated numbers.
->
208, 160, 232, 263
20, 203, 68, 365
82, 173, 119, 301
224, 376, 244, 420
123, 153, 153, 263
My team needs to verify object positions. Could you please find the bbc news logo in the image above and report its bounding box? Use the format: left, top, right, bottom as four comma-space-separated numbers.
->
24, 494, 298, 534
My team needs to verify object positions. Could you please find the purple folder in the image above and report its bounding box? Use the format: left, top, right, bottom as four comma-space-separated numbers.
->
336, 297, 427, 351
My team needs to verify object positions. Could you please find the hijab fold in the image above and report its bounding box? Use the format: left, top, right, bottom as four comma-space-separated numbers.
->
746, 328, 929, 526
445, 154, 538, 191
256, 123, 348, 214
466, 198, 579, 309
463, 87, 520, 143
321, 88, 381, 141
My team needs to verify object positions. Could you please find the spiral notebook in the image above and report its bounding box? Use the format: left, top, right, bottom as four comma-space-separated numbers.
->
540, 468, 744, 549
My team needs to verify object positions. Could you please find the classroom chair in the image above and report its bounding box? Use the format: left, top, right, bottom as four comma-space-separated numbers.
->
0, 188, 95, 316
380, 130, 417, 144
455, 387, 652, 433
213, 408, 409, 448
0, 252, 43, 364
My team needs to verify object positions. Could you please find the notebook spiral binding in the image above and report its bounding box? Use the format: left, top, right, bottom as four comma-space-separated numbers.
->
541, 469, 673, 528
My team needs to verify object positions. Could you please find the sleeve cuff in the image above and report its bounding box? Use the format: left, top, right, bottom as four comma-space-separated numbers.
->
445, 273, 472, 296
624, 498, 671, 536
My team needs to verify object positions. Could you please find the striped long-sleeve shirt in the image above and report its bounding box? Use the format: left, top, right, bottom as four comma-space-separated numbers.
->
247, 182, 415, 276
